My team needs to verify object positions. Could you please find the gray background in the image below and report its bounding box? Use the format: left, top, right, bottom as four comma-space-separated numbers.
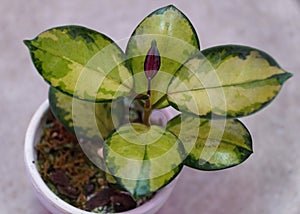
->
1, 0, 299, 213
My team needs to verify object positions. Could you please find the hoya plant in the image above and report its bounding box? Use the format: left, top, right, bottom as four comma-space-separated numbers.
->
25, 5, 291, 200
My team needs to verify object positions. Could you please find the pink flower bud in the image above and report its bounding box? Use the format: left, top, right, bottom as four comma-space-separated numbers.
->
144, 40, 161, 80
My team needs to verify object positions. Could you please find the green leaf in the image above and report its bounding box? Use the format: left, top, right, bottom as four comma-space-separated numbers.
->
167, 45, 292, 117
126, 5, 200, 108
24, 25, 133, 102
104, 123, 184, 198
167, 114, 253, 170
49, 87, 124, 141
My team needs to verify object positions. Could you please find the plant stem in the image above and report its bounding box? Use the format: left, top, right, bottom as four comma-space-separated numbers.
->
143, 79, 152, 126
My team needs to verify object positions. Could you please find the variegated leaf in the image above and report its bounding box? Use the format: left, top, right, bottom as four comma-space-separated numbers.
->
49, 87, 124, 141
126, 5, 200, 108
104, 123, 184, 198
167, 114, 252, 170
167, 45, 292, 117
25, 25, 133, 102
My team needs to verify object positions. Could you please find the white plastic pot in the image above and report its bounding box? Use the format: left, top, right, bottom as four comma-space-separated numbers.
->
24, 100, 178, 214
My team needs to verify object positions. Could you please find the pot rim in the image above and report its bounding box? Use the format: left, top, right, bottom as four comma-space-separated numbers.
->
24, 100, 177, 214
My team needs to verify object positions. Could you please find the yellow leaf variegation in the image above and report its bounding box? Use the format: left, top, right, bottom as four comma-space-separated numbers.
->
104, 123, 184, 198
167, 45, 292, 117
167, 114, 253, 170
126, 5, 200, 108
49, 87, 124, 141
24, 26, 133, 102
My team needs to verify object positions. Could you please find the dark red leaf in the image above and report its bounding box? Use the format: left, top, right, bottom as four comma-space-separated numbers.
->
144, 40, 161, 80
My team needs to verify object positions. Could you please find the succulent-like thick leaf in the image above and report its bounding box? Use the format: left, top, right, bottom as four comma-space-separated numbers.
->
167, 45, 292, 117
167, 114, 252, 170
25, 25, 133, 102
104, 123, 184, 198
126, 5, 200, 108
49, 87, 124, 141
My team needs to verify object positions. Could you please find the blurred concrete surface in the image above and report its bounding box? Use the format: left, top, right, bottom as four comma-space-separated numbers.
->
0, 0, 299, 213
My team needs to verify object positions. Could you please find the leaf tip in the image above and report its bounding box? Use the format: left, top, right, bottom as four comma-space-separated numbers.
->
155, 4, 178, 15
23, 39, 32, 48
286, 71, 293, 79
165, 4, 177, 9
280, 71, 293, 84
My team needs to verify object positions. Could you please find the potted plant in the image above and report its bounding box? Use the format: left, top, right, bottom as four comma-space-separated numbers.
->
24, 5, 291, 214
